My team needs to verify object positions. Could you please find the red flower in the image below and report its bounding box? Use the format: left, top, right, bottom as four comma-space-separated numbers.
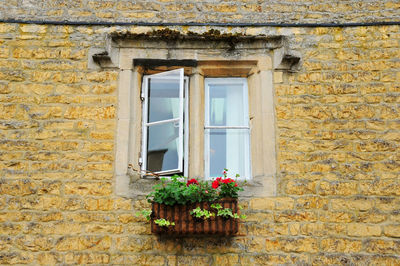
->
221, 178, 235, 184
186, 178, 199, 186
212, 180, 220, 189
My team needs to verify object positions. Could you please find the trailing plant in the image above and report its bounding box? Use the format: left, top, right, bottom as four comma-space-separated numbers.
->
190, 207, 215, 220
154, 218, 175, 227
211, 203, 246, 220
234, 213, 247, 220
217, 207, 234, 218
211, 203, 223, 210
135, 209, 152, 221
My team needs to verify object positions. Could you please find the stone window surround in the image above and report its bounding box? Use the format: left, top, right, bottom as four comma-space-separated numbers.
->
90, 31, 301, 198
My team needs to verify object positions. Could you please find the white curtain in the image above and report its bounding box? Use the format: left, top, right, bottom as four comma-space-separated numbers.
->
226, 85, 244, 178
209, 83, 246, 178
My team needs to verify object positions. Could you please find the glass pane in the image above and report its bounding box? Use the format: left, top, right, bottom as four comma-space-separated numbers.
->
207, 128, 249, 178
208, 83, 246, 126
147, 121, 180, 172
147, 71, 182, 123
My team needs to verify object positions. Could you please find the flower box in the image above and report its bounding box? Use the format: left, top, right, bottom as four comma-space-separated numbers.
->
151, 198, 238, 235
139, 170, 245, 235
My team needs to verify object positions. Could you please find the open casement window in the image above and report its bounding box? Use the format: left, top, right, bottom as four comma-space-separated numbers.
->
141, 68, 188, 176
204, 78, 251, 180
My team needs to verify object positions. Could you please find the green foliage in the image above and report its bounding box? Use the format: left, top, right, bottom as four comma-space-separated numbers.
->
217, 207, 234, 218
146, 169, 244, 205
146, 175, 188, 206
183, 181, 219, 204
135, 209, 152, 221
233, 213, 247, 220
189, 203, 246, 220
190, 207, 215, 220
211, 206, 246, 220
154, 218, 175, 227
147, 175, 220, 205
211, 203, 222, 210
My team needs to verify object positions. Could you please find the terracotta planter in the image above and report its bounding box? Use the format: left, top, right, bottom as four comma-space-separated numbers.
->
151, 198, 239, 235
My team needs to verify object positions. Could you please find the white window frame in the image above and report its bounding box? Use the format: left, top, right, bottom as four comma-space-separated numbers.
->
140, 69, 189, 176
204, 78, 251, 180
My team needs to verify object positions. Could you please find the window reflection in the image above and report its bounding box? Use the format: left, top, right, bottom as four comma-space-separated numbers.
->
148, 78, 180, 123
147, 122, 179, 172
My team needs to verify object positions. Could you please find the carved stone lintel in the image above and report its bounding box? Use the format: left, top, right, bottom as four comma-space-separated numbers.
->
91, 28, 302, 72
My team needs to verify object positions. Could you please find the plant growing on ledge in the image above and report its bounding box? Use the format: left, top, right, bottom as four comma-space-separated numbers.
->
146, 169, 245, 235
154, 218, 175, 227
136, 209, 152, 221
190, 207, 215, 220
211, 203, 247, 220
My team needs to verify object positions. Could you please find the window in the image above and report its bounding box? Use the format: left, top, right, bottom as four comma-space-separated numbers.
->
140, 69, 189, 176
140, 70, 251, 179
204, 78, 251, 180
104, 33, 292, 197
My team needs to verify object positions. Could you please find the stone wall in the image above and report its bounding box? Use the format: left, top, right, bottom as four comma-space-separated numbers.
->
0, 2, 399, 265
0, 0, 399, 24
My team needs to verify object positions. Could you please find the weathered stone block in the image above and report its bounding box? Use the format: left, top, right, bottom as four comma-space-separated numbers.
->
20, 25, 47, 33
320, 238, 362, 253
15, 235, 54, 251
365, 239, 400, 256
84, 198, 114, 211
213, 254, 239, 266
36, 252, 62, 265
347, 223, 381, 237
383, 225, 400, 237
64, 252, 110, 265
64, 106, 115, 119
266, 237, 318, 253
249, 198, 275, 210
0, 251, 34, 264
115, 236, 152, 252
65, 182, 112, 196
319, 181, 358, 196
